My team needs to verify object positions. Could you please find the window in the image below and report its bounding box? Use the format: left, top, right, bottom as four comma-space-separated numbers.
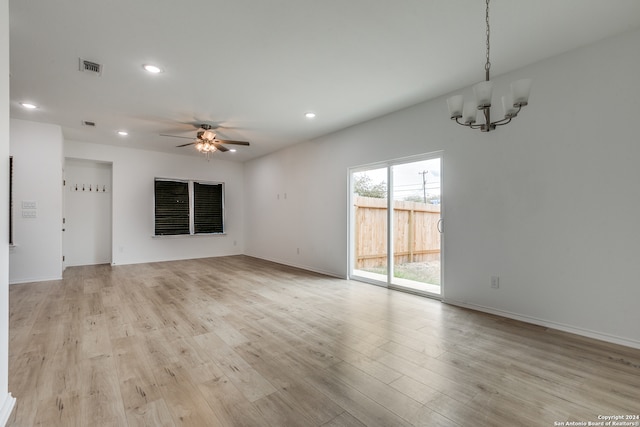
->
154, 180, 190, 235
154, 178, 224, 236
193, 182, 224, 234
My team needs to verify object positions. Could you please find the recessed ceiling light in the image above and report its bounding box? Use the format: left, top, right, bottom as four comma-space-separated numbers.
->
229, 149, 237, 153
305, 112, 316, 119
143, 64, 163, 74
117, 130, 128, 136
20, 102, 38, 109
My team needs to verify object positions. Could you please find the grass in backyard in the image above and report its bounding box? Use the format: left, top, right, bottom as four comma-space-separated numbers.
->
364, 261, 441, 286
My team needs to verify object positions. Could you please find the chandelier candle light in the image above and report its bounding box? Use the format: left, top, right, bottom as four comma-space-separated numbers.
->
447, 0, 532, 132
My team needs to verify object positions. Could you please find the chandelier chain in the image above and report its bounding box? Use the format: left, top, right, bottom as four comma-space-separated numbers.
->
485, 0, 491, 72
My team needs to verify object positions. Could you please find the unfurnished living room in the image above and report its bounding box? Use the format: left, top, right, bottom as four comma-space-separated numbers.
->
1, 1, 640, 426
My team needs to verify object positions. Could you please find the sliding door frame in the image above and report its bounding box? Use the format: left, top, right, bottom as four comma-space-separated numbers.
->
348, 151, 444, 299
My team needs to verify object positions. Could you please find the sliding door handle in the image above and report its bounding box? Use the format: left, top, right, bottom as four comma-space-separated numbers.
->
437, 218, 443, 233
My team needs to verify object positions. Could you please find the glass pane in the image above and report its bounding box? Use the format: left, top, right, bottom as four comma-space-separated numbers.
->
194, 182, 224, 234
154, 180, 190, 235
391, 158, 441, 295
351, 168, 388, 283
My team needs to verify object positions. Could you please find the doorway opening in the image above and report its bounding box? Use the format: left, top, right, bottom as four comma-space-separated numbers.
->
63, 158, 113, 268
349, 154, 442, 297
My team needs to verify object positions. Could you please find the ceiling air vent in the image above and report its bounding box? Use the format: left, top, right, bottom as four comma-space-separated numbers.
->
82, 120, 96, 127
79, 58, 102, 76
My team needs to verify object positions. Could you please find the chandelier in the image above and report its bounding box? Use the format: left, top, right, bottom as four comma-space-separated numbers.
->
447, 0, 532, 132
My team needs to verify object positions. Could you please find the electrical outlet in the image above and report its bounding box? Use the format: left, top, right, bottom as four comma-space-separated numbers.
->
491, 276, 500, 289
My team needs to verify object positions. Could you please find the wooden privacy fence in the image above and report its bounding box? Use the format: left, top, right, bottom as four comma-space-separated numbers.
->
354, 196, 441, 269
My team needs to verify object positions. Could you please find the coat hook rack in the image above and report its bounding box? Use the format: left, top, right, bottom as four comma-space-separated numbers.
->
73, 183, 108, 193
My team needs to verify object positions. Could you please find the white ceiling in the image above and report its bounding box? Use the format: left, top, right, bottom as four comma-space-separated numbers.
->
9, 1, 640, 162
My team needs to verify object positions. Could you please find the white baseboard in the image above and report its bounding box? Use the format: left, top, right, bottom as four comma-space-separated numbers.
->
0, 393, 16, 427
9, 275, 63, 285
244, 253, 347, 280
444, 298, 640, 350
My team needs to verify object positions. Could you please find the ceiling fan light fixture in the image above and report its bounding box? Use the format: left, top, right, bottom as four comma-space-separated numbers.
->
170, 122, 250, 159
196, 141, 216, 153
195, 141, 215, 160
202, 130, 216, 141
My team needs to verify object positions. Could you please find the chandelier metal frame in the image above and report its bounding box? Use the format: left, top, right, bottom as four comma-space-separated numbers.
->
447, 0, 531, 132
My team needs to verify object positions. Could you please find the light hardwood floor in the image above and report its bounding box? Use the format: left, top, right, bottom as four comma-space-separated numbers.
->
7, 255, 640, 426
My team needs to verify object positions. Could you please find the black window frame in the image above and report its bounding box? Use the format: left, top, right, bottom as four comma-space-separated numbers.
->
154, 178, 225, 236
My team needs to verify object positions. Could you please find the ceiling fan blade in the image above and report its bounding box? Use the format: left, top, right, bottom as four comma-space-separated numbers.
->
161, 133, 195, 140
176, 142, 196, 147
217, 139, 250, 146
214, 143, 230, 152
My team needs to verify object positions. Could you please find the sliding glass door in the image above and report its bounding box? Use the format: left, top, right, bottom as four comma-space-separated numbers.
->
389, 158, 442, 295
351, 167, 389, 284
350, 154, 442, 297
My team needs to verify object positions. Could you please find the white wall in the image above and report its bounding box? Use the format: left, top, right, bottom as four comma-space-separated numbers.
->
244, 140, 350, 276
244, 28, 640, 348
9, 119, 63, 284
65, 140, 245, 265
0, 0, 16, 423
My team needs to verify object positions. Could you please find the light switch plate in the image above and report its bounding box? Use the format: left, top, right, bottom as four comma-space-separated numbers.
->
22, 201, 37, 209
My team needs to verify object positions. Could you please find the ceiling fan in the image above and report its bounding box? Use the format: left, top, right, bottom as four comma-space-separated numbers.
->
161, 124, 250, 156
